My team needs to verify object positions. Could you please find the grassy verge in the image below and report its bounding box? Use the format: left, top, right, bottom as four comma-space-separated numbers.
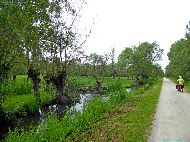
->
75, 78, 163, 142
184, 82, 190, 92
4, 78, 162, 142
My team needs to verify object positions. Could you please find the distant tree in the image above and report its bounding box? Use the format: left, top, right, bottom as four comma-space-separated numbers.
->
110, 48, 116, 78
10, 49, 28, 81
118, 42, 163, 85
185, 21, 190, 39
86, 53, 109, 93
117, 47, 133, 78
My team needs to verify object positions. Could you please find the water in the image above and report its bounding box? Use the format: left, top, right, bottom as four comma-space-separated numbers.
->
70, 93, 93, 112
0, 93, 97, 140
0, 85, 135, 140
0, 87, 133, 140
126, 87, 133, 92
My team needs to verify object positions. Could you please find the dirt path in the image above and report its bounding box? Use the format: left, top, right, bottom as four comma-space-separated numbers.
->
149, 78, 190, 142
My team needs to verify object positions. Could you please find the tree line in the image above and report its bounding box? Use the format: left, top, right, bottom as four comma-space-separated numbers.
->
0, 0, 164, 108
165, 21, 190, 80
0, 0, 89, 105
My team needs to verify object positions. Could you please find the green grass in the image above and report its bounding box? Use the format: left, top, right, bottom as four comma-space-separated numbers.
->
4, 79, 133, 141
184, 82, 190, 92
68, 76, 133, 90
4, 78, 162, 142
1, 75, 56, 117
1, 75, 133, 118
75, 79, 163, 142
68, 76, 95, 89
103, 77, 134, 89
2, 91, 56, 118
0, 76, 32, 96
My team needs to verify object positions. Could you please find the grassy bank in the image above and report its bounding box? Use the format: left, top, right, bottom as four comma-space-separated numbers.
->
4, 78, 162, 142
75, 78, 163, 141
184, 82, 190, 92
1, 76, 133, 118
0, 76, 56, 118
2, 91, 56, 118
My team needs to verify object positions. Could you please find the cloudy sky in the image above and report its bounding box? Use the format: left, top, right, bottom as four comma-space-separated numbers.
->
79, 0, 190, 69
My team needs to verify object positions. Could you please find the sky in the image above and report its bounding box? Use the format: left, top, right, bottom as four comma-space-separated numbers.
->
79, 0, 190, 69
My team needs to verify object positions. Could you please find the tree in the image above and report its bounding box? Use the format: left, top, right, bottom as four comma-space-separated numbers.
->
0, 0, 91, 107
110, 48, 116, 78
185, 21, 190, 39
20, 1, 50, 106
41, 0, 89, 103
0, 0, 51, 106
0, 1, 20, 84
86, 53, 109, 93
166, 38, 190, 80
118, 42, 163, 85
117, 47, 133, 78
166, 21, 190, 80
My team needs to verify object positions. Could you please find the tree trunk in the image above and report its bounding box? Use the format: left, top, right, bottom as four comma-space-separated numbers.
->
13, 74, 17, 81
96, 78, 102, 94
51, 71, 70, 104
31, 78, 41, 105
28, 66, 41, 106
43, 76, 51, 91
55, 84, 69, 104
135, 75, 143, 87
0, 107, 6, 123
113, 69, 116, 79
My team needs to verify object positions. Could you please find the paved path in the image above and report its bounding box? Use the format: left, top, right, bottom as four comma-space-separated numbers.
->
149, 78, 190, 142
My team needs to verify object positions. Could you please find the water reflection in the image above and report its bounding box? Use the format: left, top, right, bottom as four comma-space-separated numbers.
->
126, 87, 132, 92
70, 94, 93, 112
0, 93, 109, 140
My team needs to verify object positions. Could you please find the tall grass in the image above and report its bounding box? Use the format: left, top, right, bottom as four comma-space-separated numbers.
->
184, 82, 190, 92
71, 78, 163, 142
3, 77, 136, 142
0, 77, 32, 96
4, 79, 132, 142
1, 75, 56, 117
68, 76, 133, 91
103, 77, 134, 88
2, 91, 56, 118
68, 76, 95, 91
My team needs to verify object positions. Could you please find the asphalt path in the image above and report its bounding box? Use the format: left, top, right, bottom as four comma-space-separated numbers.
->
149, 78, 190, 142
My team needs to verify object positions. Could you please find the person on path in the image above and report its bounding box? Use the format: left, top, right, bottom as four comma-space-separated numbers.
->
176, 76, 184, 92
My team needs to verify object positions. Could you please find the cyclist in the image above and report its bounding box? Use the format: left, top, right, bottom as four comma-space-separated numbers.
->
177, 76, 184, 92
